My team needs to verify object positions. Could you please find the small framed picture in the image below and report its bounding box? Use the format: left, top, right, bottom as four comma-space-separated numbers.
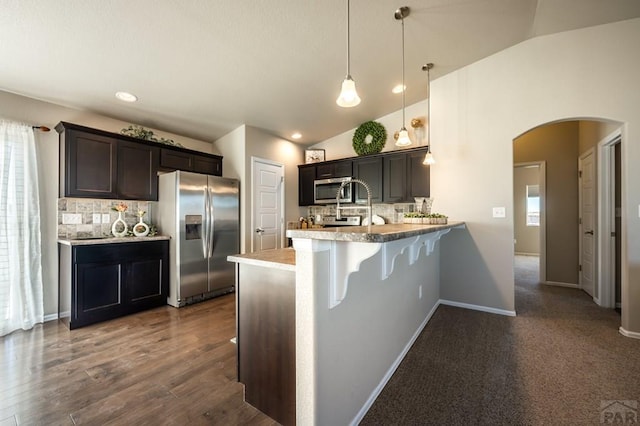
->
305, 149, 325, 164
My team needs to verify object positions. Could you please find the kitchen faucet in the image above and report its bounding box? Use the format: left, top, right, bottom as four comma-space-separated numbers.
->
336, 178, 372, 228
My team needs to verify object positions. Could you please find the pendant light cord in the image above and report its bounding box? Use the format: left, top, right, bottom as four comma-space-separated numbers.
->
346, 0, 351, 77
401, 16, 406, 127
427, 65, 430, 151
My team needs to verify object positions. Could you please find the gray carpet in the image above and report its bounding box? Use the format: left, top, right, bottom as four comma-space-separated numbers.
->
361, 255, 640, 425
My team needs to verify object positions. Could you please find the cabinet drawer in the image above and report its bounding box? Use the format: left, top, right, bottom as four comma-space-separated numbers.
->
74, 241, 167, 263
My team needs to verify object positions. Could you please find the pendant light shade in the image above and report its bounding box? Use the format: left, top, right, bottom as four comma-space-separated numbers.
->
337, 75, 361, 107
423, 150, 435, 165
396, 128, 411, 147
394, 6, 411, 147
422, 63, 435, 164
337, 0, 360, 108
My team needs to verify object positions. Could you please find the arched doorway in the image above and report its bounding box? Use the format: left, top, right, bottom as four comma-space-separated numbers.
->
512, 118, 623, 314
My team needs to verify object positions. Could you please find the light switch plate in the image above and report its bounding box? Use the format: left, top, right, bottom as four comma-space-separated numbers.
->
493, 207, 506, 218
102, 214, 111, 224
92, 214, 101, 224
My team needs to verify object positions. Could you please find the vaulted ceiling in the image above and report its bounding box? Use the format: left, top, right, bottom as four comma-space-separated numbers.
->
1, 0, 639, 144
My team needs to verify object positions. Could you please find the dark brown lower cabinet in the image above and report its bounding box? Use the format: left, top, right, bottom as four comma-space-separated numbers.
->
236, 263, 295, 426
59, 240, 169, 330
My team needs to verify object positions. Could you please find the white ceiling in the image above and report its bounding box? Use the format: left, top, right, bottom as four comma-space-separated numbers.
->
1, 0, 639, 145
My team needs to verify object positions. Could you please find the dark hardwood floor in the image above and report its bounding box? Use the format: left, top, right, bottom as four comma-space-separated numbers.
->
0, 294, 278, 425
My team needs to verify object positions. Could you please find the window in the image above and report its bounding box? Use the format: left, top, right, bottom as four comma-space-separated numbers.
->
526, 184, 540, 226
0, 120, 43, 336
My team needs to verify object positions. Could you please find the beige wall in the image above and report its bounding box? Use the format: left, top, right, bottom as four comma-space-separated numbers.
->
514, 122, 579, 284
312, 18, 640, 334
579, 121, 620, 155
433, 18, 640, 332
215, 125, 305, 253
513, 165, 540, 255
0, 90, 216, 318
311, 100, 429, 161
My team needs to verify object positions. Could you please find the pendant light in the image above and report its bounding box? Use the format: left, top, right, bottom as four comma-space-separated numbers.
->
336, 0, 361, 107
422, 63, 436, 165
395, 6, 411, 147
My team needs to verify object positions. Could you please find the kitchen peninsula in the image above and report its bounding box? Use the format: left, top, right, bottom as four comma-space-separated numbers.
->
228, 221, 464, 425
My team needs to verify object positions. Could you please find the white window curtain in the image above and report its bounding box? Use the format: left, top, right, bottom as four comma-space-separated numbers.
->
0, 120, 44, 336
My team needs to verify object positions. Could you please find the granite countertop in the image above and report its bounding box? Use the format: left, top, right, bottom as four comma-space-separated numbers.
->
286, 221, 465, 243
227, 247, 296, 271
58, 235, 171, 246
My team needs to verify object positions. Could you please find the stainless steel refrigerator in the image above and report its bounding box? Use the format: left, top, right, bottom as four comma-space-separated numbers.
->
156, 170, 239, 307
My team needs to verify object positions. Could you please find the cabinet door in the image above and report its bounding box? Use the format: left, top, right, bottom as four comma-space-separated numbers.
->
333, 160, 353, 177
353, 157, 382, 203
160, 148, 192, 171
298, 165, 316, 206
75, 262, 125, 328
64, 130, 118, 198
118, 140, 159, 200
193, 155, 222, 175
383, 153, 408, 202
315, 160, 352, 179
407, 150, 430, 198
126, 258, 165, 310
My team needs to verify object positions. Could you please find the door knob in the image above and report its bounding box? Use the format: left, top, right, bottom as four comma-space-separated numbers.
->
585, 230, 594, 235
255, 227, 265, 234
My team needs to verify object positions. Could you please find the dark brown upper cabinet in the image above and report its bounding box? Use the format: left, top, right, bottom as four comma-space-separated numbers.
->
58, 126, 120, 199
57, 122, 223, 201
315, 159, 352, 179
297, 147, 430, 205
118, 140, 159, 200
159, 148, 222, 175
406, 149, 430, 199
353, 157, 383, 203
298, 164, 316, 206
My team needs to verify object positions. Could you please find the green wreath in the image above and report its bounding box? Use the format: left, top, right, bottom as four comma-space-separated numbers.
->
352, 121, 387, 156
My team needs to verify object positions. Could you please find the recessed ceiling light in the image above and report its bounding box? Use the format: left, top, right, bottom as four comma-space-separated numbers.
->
115, 91, 138, 102
392, 84, 406, 94
291, 132, 302, 140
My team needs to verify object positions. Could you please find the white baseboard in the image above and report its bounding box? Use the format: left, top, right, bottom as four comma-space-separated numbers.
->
619, 327, 640, 339
514, 252, 540, 257
44, 313, 59, 322
350, 301, 441, 426
439, 299, 516, 317
542, 280, 579, 289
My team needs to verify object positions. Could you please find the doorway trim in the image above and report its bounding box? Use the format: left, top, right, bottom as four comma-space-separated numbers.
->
514, 161, 546, 282
250, 156, 285, 252
597, 129, 622, 309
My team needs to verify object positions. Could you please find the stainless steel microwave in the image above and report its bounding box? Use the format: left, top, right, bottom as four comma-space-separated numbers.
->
314, 177, 353, 204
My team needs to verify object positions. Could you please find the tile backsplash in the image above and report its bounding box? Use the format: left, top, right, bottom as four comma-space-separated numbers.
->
58, 198, 152, 239
307, 202, 418, 225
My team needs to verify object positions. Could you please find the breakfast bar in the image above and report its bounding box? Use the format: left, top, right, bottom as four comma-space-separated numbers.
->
229, 221, 464, 425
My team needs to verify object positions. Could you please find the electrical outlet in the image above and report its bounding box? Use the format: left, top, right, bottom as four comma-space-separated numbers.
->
62, 213, 82, 225
92, 214, 101, 224
493, 207, 506, 218
419, 285, 423, 299
102, 214, 111, 224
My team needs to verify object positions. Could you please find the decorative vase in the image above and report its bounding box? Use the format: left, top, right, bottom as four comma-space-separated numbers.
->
111, 211, 128, 237
133, 217, 150, 237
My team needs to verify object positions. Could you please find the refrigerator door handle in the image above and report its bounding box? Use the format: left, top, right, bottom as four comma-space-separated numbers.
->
202, 185, 209, 258
208, 186, 215, 258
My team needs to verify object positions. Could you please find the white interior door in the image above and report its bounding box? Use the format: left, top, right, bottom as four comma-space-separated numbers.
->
252, 158, 284, 252
579, 149, 596, 297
